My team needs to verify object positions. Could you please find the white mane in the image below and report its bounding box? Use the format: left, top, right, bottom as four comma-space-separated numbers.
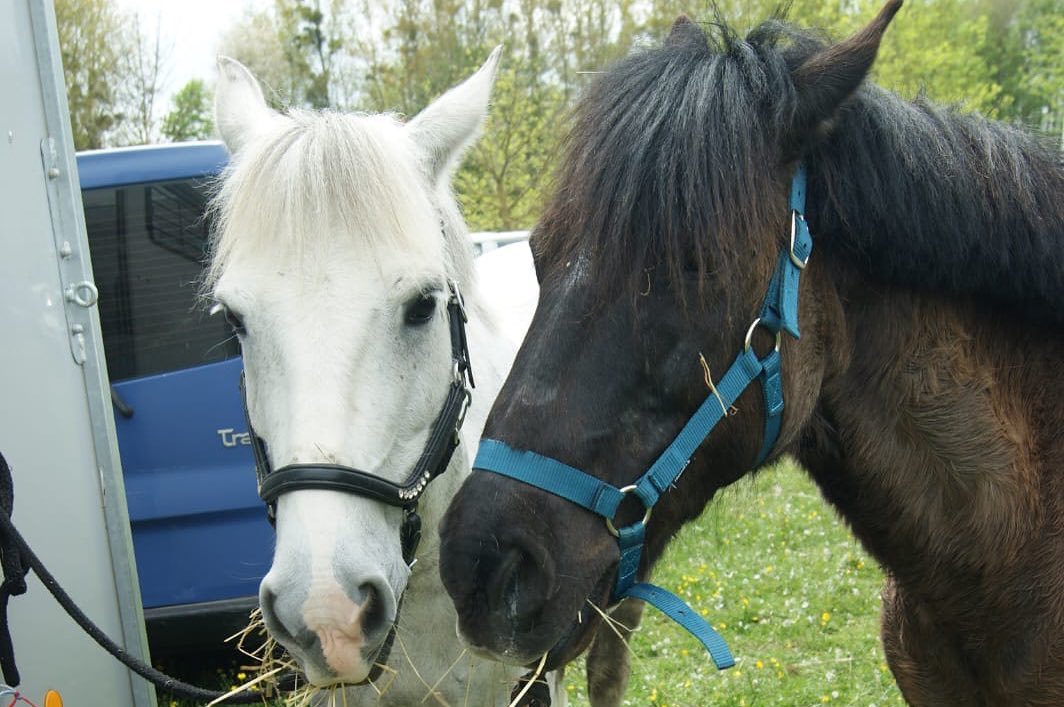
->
206, 109, 474, 290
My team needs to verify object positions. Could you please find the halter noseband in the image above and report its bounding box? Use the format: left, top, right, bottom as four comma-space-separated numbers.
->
240, 278, 474, 684
243, 278, 474, 556
474, 164, 813, 672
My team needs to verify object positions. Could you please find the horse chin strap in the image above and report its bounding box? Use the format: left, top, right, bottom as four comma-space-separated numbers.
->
474, 164, 814, 672
241, 278, 475, 682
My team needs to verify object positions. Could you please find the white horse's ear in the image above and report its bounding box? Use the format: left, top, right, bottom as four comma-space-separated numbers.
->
215, 56, 274, 154
406, 46, 502, 180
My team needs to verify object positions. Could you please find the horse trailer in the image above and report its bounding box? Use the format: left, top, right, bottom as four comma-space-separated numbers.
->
2, 0, 154, 703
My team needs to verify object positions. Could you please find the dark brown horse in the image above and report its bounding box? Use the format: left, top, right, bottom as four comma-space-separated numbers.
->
437, 1, 1064, 704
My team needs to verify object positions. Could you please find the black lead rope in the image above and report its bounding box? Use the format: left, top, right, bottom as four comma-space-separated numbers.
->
0, 450, 265, 703
0, 451, 27, 688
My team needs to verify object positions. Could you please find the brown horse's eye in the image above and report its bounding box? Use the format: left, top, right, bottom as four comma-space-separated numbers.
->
404, 294, 437, 326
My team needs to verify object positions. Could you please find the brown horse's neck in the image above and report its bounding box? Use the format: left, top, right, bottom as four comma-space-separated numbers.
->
798, 268, 1063, 614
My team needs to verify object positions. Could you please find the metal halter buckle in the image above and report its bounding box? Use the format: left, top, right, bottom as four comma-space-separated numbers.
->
448, 278, 468, 323
605, 485, 653, 537
454, 386, 473, 443
789, 210, 810, 270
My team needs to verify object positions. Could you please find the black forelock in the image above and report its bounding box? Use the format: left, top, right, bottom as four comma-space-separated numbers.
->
534, 17, 823, 308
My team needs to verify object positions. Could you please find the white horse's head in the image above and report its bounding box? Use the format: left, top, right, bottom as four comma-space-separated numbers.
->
209, 53, 500, 687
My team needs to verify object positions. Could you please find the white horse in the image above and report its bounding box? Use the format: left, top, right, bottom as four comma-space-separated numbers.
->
208, 54, 552, 705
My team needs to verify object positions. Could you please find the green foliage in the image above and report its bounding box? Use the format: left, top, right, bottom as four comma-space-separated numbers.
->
339, 0, 1061, 231
62, 0, 1062, 177
213, 0, 1060, 230
276, 0, 342, 108
161, 80, 214, 143
868, 0, 1007, 117
55, 0, 170, 148
54, 0, 130, 149
1013, 0, 1063, 135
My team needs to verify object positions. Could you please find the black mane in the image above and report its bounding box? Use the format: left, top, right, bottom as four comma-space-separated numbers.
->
536, 16, 1064, 324
811, 86, 1064, 324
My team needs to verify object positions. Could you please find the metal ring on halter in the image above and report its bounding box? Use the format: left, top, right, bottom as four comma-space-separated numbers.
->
744, 317, 782, 354
605, 485, 653, 537
789, 210, 810, 270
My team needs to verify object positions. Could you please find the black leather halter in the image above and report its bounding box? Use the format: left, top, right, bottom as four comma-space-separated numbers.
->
240, 279, 473, 686
241, 278, 475, 564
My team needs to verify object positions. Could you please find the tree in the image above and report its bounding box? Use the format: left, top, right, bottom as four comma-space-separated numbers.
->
54, 0, 129, 149
162, 80, 214, 142
118, 14, 170, 145
1010, 0, 1063, 138
208, 0, 1059, 231
219, 0, 354, 110
276, 0, 344, 108
55, 0, 172, 148
864, 0, 1007, 117
218, 7, 301, 108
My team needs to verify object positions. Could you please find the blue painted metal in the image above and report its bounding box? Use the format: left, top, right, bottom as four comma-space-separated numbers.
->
112, 357, 270, 608
76, 141, 228, 190
75, 143, 274, 619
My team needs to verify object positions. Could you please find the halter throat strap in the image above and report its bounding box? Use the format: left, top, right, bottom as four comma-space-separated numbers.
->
474, 165, 813, 672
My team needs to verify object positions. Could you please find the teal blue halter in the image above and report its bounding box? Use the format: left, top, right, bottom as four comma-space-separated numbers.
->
475, 165, 812, 672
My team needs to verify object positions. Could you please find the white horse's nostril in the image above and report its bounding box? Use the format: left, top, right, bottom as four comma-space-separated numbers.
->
357, 581, 389, 640
259, 584, 297, 645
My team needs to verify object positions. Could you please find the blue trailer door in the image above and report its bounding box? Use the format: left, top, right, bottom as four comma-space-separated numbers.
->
78, 146, 273, 646
111, 357, 269, 608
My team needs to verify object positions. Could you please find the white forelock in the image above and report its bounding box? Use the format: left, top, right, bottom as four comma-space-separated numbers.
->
206, 108, 474, 291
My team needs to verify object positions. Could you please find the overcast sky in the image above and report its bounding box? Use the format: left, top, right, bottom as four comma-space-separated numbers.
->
115, 0, 265, 110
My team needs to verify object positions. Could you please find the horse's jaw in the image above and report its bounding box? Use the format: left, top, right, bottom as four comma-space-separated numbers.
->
449, 562, 617, 672
455, 557, 616, 673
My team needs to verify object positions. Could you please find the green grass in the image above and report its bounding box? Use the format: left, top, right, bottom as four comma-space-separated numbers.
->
563, 458, 906, 707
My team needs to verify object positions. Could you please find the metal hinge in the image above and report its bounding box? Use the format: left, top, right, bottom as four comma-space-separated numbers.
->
41, 136, 97, 365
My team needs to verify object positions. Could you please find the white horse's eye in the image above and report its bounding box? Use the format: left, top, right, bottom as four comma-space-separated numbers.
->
223, 304, 247, 336
404, 294, 437, 326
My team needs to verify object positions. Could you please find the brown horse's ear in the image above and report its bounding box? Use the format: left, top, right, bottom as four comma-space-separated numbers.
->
666, 14, 705, 49
788, 0, 903, 147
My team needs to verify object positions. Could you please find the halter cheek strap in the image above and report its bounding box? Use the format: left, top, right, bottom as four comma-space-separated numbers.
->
240, 279, 474, 686
474, 164, 813, 672
243, 278, 474, 529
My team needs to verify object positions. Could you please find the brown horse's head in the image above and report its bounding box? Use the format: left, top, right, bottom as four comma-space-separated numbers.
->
438, 2, 902, 668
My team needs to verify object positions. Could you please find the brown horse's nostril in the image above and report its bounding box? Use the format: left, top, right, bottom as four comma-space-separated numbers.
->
486, 541, 553, 624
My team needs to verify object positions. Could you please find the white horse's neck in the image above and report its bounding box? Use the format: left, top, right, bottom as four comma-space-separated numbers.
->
365, 242, 540, 706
